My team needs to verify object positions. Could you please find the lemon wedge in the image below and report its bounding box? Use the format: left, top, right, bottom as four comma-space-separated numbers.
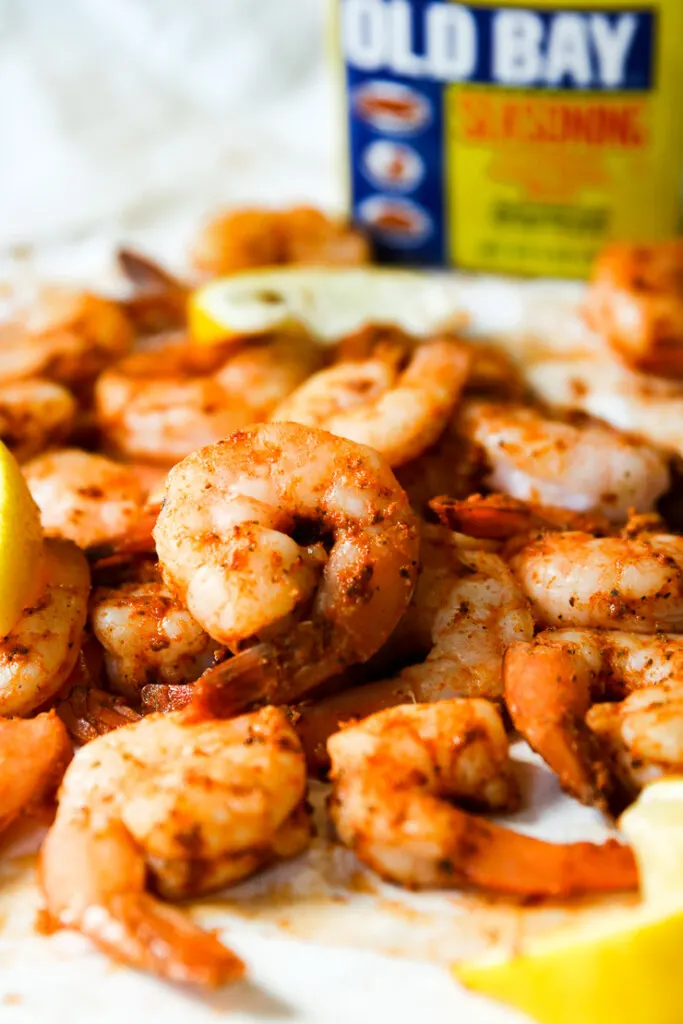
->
0, 442, 43, 635
188, 267, 466, 346
455, 777, 683, 1024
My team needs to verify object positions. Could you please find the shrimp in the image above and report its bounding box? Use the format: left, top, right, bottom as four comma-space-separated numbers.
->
154, 424, 419, 704
430, 493, 611, 541
0, 287, 133, 391
0, 540, 89, 716
40, 705, 311, 986
270, 338, 470, 467
23, 449, 146, 550
328, 701, 637, 895
58, 686, 142, 745
295, 524, 533, 770
584, 240, 683, 377
460, 400, 670, 523
0, 380, 76, 463
117, 248, 189, 336
95, 331, 322, 464
90, 561, 218, 700
190, 206, 370, 277
0, 712, 72, 830
509, 528, 683, 632
504, 629, 683, 812
587, 683, 683, 798
525, 354, 683, 459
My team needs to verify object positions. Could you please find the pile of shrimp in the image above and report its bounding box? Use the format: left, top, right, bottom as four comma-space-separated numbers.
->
2, 214, 683, 989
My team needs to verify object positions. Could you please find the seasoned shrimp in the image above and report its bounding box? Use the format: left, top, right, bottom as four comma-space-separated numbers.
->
23, 449, 146, 550
505, 629, 683, 812
584, 240, 683, 377
95, 331, 322, 464
0, 287, 133, 390
0, 540, 89, 715
117, 248, 189, 336
460, 400, 669, 523
0, 380, 76, 463
90, 561, 218, 700
154, 424, 419, 704
270, 338, 470, 467
296, 525, 533, 770
40, 705, 311, 986
430, 493, 611, 541
190, 206, 369, 277
328, 701, 637, 895
509, 528, 683, 632
0, 712, 72, 830
587, 683, 683, 797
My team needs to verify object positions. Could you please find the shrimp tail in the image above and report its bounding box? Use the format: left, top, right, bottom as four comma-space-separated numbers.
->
184, 644, 279, 721
87, 503, 160, 567
90, 893, 245, 988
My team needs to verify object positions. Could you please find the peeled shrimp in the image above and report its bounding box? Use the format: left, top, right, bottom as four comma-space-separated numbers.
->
509, 528, 683, 632
95, 332, 322, 464
505, 629, 683, 812
40, 705, 311, 986
154, 424, 419, 704
23, 449, 146, 550
296, 524, 533, 769
328, 701, 637, 895
0, 287, 132, 390
460, 400, 669, 523
190, 206, 369, 277
0, 380, 76, 463
0, 712, 72, 830
0, 540, 89, 716
270, 338, 470, 467
90, 561, 217, 700
584, 240, 683, 377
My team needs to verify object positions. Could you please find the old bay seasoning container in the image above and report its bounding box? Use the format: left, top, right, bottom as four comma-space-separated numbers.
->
334, 0, 683, 276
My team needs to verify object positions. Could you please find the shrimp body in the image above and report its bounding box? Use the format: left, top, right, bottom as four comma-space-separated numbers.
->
95, 333, 321, 464
510, 530, 683, 632
191, 206, 369, 277
154, 424, 419, 702
90, 565, 217, 700
296, 525, 533, 769
271, 339, 470, 466
461, 401, 669, 523
40, 706, 310, 986
23, 449, 146, 549
328, 701, 637, 895
584, 240, 683, 377
0, 380, 76, 462
505, 629, 683, 811
0, 712, 72, 830
0, 288, 132, 389
0, 540, 89, 716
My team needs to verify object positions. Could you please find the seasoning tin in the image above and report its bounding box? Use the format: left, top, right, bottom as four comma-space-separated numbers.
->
334, 0, 683, 276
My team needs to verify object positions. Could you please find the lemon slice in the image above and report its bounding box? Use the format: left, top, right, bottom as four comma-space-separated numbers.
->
188, 267, 466, 346
0, 442, 43, 635
455, 777, 683, 1024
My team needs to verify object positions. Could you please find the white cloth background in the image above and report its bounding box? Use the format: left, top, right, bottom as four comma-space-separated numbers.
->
1, 0, 336, 274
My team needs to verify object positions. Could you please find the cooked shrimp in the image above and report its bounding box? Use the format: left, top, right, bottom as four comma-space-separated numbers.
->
270, 338, 470, 466
509, 528, 683, 632
154, 424, 419, 704
505, 629, 683, 812
190, 206, 369, 277
95, 331, 322, 464
0, 379, 76, 463
525, 354, 683, 458
430, 493, 611, 541
460, 401, 670, 523
117, 248, 188, 336
0, 712, 72, 830
0, 287, 133, 390
0, 540, 89, 716
295, 525, 533, 770
58, 686, 142, 745
328, 701, 637, 895
40, 705, 311, 986
587, 683, 683, 798
90, 562, 218, 700
23, 449, 146, 550
584, 240, 683, 377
